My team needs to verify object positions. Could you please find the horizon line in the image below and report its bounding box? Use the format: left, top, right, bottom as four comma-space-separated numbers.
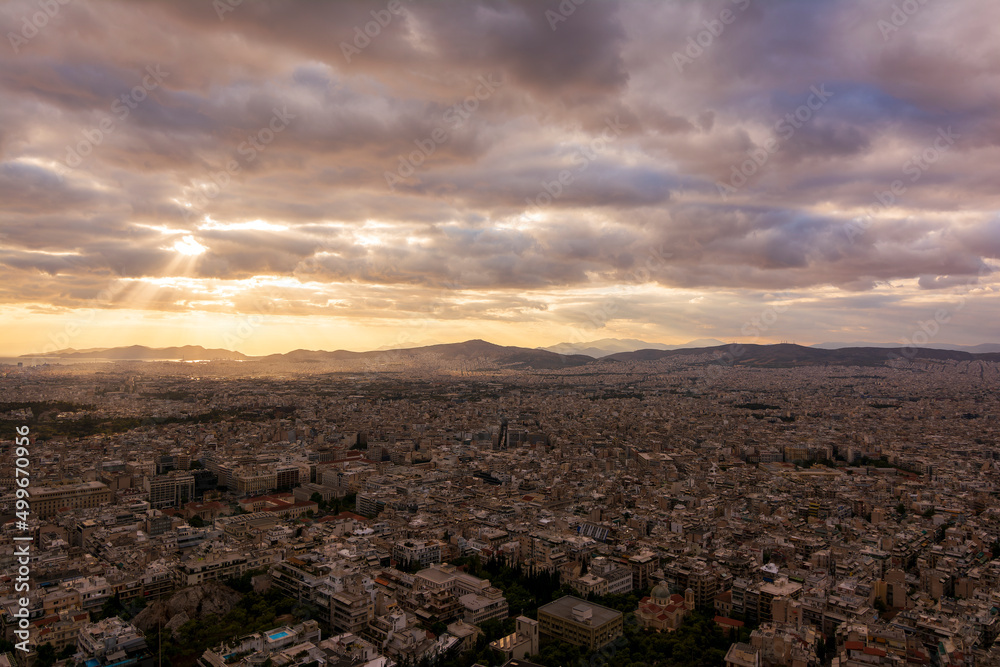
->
11, 337, 999, 359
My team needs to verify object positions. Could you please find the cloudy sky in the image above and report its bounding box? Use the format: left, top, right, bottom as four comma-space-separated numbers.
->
1, 0, 999, 355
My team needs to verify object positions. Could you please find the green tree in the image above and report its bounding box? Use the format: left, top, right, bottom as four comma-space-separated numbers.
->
35, 643, 56, 667
343, 492, 357, 512
98, 593, 125, 621
397, 558, 421, 574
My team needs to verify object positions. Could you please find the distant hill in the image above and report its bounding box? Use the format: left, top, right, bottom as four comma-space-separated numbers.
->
601, 343, 1000, 366
23, 340, 1000, 370
812, 341, 1000, 354
262, 339, 593, 370
374, 338, 444, 351
24, 345, 249, 360
259, 348, 365, 362
542, 338, 726, 358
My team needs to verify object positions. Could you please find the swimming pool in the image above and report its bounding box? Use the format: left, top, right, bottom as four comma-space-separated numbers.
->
269, 631, 290, 640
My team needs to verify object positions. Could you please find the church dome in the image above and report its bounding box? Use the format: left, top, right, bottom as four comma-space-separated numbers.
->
651, 581, 670, 601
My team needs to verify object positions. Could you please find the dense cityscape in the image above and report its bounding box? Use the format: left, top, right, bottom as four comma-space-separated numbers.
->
1, 343, 998, 666
3, 0, 1000, 665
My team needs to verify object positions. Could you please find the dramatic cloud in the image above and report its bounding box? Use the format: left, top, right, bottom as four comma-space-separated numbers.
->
0, 0, 998, 354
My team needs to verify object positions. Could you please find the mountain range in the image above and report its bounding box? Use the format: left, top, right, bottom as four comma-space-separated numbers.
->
20, 340, 1000, 369
811, 341, 1000, 354
22, 345, 248, 360
541, 338, 725, 357
258, 339, 594, 369
599, 343, 1000, 366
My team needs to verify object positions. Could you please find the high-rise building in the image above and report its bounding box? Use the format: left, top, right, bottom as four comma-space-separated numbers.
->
144, 472, 195, 509
494, 415, 509, 450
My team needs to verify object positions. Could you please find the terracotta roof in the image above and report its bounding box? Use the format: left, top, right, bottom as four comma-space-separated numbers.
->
714, 616, 745, 627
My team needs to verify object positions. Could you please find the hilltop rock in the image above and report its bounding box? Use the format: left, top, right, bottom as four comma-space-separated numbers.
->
133, 581, 241, 637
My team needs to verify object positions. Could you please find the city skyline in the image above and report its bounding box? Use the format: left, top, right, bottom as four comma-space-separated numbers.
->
2, 0, 999, 356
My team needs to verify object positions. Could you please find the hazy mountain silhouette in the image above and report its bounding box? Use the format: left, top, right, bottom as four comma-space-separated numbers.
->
26, 340, 1000, 369
24, 345, 248, 360
542, 338, 726, 357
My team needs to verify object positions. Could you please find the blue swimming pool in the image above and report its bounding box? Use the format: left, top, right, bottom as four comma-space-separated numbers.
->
269, 631, 290, 640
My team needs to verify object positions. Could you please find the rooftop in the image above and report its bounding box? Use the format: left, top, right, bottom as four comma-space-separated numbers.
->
538, 596, 622, 626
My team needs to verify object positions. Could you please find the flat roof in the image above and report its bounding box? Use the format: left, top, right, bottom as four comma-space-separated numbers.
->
417, 568, 455, 584
30, 481, 109, 493
760, 579, 802, 596
538, 596, 621, 626
459, 593, 502, 610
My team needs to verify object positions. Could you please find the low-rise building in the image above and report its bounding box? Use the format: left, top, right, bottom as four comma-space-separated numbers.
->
460, 589, 508, 625
28, 482, 113, 518
537, 596, 623, 651
490, 616, 539, 661
77, 617, 153, 666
